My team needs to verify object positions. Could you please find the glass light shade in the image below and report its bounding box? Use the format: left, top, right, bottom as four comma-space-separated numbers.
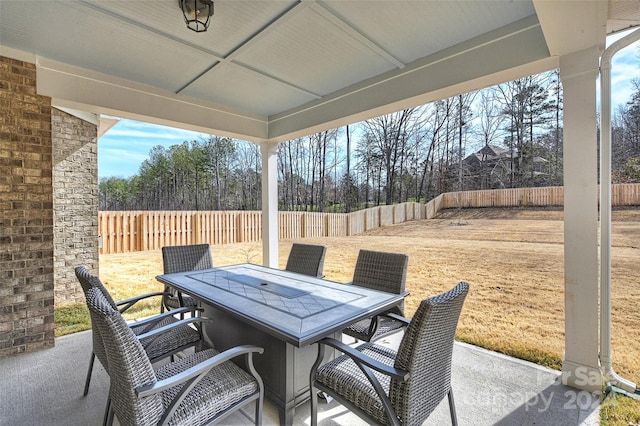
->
179, 0, 214, 33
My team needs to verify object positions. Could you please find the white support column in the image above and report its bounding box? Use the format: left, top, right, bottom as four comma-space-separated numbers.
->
260, 141, 279, 267
559, 46, 602, 392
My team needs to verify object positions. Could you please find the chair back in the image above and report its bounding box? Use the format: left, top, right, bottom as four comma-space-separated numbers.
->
85, 286, 163, 426
390, 281, 469, 426
75, 265, 119, 309
352, 249, 408, 315
75, 266, 119, 371
162, 244, 213, 274
285, 243, 327, 277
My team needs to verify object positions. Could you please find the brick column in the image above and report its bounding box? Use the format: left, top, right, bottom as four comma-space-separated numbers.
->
52, 108, 98, 306
0, 56, 55, 356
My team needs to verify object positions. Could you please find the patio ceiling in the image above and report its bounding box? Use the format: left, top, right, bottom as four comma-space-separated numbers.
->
1, 1, 639, 143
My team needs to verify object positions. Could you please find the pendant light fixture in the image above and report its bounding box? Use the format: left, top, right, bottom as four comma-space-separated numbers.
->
179, 0, 214, 33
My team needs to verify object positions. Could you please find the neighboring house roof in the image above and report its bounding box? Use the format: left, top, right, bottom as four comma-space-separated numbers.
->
463, 145, 516, 166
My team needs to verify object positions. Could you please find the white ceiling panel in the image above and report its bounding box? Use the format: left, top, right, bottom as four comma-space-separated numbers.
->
325, 0, 537, 64
234, 5, 397, 96
180, 62, 315, 116
81, 0, 298, 58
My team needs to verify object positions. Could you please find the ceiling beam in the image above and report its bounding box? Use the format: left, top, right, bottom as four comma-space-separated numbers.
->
36, 57, 269, 142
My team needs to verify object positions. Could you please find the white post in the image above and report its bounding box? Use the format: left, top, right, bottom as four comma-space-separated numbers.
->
260, 141, 279, 267
559, 46, 602, 392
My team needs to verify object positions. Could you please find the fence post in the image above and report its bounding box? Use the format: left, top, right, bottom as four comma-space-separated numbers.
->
301, 213, 306, 238
193, 213, 201, 244
238, 213, 245, 243
137, 213, 146, 252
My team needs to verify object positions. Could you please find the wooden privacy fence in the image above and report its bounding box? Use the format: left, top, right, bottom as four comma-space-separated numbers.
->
431, 183, 640, 210
99, 184, 640, 254
99, 203, 426, 254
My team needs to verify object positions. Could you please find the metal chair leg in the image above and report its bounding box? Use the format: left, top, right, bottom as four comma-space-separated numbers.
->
83, 352, 95, 396
448, 390, 458, 426
102, 397, 112, 426
254, 395, 263, 426
309, 343, 325, 426
310, 385, 319, 426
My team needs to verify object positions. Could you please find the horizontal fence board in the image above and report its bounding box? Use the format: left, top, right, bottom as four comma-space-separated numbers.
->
98, 184, 640, 253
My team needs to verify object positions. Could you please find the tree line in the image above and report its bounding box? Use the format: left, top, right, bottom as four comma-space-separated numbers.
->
100, 69, 640, 212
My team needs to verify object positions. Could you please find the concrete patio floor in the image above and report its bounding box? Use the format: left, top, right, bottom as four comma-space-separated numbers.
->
0, 330, 600, 425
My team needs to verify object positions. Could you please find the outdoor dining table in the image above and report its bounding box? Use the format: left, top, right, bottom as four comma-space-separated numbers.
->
156, 263, 408, 425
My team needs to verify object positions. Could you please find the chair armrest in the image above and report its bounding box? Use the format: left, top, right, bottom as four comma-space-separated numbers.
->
116, 291, 169, 313
378, 312, 410, 326
135, 345, 264, 397
365, 311, 410, 340
318, 337, 409, 381
135, 317, 209, 343
128, 306, 197, 332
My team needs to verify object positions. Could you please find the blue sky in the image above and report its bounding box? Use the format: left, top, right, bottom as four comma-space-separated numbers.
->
607, 30, 640, 108
98, 120, 207, 178
98, 33, 640, 180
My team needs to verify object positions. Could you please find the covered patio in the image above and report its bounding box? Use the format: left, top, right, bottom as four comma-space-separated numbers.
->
2, 0, 640, 422
0, 329, 598, 425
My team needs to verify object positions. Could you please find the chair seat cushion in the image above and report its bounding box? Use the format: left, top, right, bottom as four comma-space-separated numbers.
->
316, 343, 397, 425
164, 294, 198, 309
343, 316, 405, 342
155, 349, 259, 425
131, 316, 201, 361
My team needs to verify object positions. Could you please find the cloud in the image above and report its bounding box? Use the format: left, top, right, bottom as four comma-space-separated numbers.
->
605, 37, 640, 109
106, 120, 207, 141
98, 119, 209, 179
98, 147, 150, 179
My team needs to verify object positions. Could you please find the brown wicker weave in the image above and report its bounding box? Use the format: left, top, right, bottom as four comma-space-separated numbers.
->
75, 266, 204, 397
85, 286, 264, 426
161, 244, 213, 311
310, 281, 469, 426
285, 243, 327, 278
342, 250, 409, 342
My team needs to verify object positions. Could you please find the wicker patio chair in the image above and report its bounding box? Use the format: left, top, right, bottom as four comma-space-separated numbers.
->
75, 266, 205, 397
161, 244, 213, 313
85, 286, 264, 426
342, 250, 409, 342
310, 281, 469, 426
285, 243, 327, 278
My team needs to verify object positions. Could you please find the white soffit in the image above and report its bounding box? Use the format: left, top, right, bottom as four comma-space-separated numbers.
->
1, 0, 626, 143
607, 0, 640, 34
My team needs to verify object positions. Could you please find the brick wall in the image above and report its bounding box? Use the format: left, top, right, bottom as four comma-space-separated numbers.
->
0, 56, 55, 357
52, 108, 98, 306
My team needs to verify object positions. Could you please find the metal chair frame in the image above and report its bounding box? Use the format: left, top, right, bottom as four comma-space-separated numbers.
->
343, 249, 409, 342
85, 286, 264, 426
311, 282, 469, 426
75, 266, 204, 396
161, 244, 213, 314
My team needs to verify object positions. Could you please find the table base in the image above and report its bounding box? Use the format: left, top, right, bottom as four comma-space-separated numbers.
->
202, 305, 336, 425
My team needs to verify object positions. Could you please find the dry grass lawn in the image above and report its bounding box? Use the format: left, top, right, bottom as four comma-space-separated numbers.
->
99, 206, 640, 393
